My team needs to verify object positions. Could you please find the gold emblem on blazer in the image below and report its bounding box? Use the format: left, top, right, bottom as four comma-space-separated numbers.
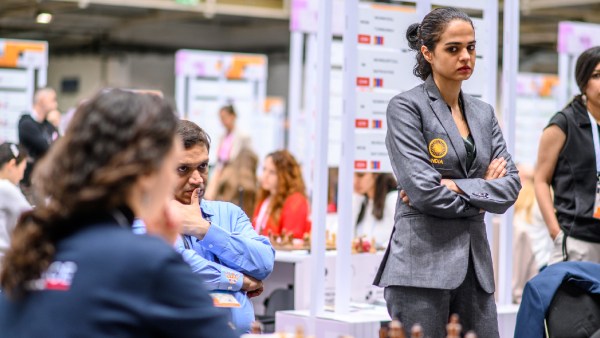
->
429, 138, 447, 164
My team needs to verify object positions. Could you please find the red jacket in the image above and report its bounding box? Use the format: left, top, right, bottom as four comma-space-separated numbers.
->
252, 192, 311, 239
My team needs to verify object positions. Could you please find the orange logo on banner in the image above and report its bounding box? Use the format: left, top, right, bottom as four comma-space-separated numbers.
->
225, 55, 266, 79
0, 41, 46, 68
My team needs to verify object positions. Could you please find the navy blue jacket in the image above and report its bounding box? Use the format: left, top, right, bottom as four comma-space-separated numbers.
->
0, 211, 239, 338
514, 261, 600, 338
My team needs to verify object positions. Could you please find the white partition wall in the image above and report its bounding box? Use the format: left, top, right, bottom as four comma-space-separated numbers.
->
0, 39, 48, 143
174, 50, 282, 164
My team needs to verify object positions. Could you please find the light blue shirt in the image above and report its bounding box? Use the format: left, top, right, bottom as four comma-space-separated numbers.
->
132, 200, 274, 334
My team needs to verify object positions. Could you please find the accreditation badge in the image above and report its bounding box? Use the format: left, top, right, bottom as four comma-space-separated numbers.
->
593, 179, 600, 220
210, 292, 241, 308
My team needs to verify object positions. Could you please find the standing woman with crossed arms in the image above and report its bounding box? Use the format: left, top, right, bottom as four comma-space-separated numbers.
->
373, 7, 521, 337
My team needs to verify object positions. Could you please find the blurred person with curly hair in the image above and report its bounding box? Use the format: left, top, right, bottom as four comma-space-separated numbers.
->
253, 150, 311, 239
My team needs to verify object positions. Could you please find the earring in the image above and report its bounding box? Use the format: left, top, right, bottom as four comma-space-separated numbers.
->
582, 94, 588, 104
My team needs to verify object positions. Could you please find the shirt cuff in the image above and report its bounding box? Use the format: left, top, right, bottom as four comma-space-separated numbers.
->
201, 223, 231, 254
218, 267, 244, 292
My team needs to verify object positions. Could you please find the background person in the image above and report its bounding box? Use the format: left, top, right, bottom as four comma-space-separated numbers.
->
205, 105, 253, 201
535, 46, 600, 264
168, 120, 274, 334
46, 109, 63, 136
373, 8, 521, 337
18, 88, 59, 192
353, 172, 397, 249
0, 90, 237, 338
253, 150, 311, 239
0, 143, 30, 271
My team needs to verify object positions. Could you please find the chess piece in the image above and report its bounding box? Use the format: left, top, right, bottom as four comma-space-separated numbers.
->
446, 314, 462, 338
268, 229, 278, 246
303, 232, 310, 243
351, 238, 358, 254
464, 331, 477, 338
410, 323, 423, 338
250, 321, 262, 334
370, 237, 377, 253
295, 325, 305, 338
331, 232, 336, 249
388, 319, 406, 338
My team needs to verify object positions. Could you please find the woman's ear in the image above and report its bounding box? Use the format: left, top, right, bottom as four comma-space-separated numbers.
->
6, 158, 17, 169
421, 45, 432, 63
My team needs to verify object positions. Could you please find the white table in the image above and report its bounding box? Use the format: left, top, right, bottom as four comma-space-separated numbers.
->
251, 250, 386, 314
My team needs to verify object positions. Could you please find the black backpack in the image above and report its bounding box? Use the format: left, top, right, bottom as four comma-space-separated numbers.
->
545, 280, 600, 338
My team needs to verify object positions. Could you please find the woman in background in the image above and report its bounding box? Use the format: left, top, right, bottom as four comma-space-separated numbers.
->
0, 89, 236, 338
253, 150, 311, 239
535, 46, 600, 264
0, 143, 30, 271
353, 172, 397, 248
205, 104, 253, 201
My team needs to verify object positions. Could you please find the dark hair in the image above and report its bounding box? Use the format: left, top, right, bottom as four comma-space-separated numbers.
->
256, 150, 306, 228
177, 120, 211, 151
1, 89, 178, 297
220, 105, 236, 117
0, 143, 27, 167
406, 7, 474, 80
356, 173, 397, 224
575, 46, 600, 95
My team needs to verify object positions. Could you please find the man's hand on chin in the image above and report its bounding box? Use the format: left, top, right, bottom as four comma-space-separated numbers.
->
169, 188, 211, 239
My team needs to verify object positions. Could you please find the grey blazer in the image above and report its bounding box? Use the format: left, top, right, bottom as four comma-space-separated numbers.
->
373, 76, 521, 293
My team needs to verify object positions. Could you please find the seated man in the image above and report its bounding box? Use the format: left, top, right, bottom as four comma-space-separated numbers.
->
170, 120, 274, 333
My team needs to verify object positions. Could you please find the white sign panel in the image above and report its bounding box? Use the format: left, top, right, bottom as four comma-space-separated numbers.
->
355, 90, 393, 130
175, 49, 277, 165
0, 69, 29, 143
358, 3, 417, 51
354, 132, 391, 172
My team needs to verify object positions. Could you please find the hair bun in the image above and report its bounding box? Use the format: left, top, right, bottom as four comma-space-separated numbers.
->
406, 23, 421, 50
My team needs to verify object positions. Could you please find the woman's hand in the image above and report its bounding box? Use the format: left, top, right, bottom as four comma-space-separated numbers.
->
440, 179, 464, 194
399, 190, 411, 206
484, 157, 507, 180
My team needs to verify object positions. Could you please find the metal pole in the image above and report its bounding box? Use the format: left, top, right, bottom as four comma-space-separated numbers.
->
287, 31, 304, 151
335, 0, 358, 315
499, 0, 519, 306
309, 0, 332, 319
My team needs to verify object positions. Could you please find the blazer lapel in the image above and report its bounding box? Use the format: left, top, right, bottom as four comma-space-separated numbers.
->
424, 76, 467, 175
462, 94, 485, 176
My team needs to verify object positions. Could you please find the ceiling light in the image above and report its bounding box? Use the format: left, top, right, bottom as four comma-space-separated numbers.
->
36, 12, 52, 24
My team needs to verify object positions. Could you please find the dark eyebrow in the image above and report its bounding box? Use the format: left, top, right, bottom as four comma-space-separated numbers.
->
179, 161, 208, 167
444, 40, 476, 46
